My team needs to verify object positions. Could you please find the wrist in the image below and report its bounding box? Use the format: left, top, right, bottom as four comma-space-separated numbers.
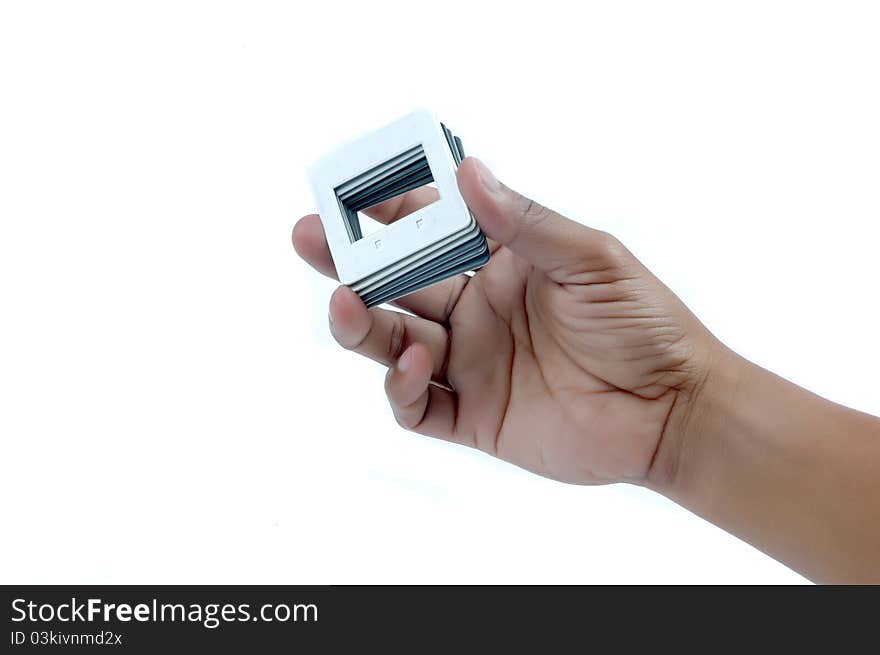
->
642, 337, 880, 582
643, 340, 746, 498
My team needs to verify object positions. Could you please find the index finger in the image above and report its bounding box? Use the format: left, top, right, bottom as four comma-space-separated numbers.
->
361, 186, 440, 224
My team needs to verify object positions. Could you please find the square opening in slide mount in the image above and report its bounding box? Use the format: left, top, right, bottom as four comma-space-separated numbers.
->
333, 144, 440, 243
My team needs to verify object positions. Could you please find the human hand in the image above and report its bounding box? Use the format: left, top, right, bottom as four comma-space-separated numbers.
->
292, 158, 719, 486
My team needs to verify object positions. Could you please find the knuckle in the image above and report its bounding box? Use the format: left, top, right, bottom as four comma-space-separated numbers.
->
516, 193, 554, 229
383, 368, 396, 397
333, 327, 365, 351
594, 230, 629, 262
329, 327, 351, 349
441, 276, 467, 323
387, 313, 407, 360
393, 411, 413, 430
389, 399, 415, 429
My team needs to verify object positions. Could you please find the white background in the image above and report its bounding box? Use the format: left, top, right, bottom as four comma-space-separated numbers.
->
2, 1, 878, 584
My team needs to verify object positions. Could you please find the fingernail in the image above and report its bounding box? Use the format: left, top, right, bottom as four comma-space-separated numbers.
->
398, 346, 413, 373
475, 158, 501, 194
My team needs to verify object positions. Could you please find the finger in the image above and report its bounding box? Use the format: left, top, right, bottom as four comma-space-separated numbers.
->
329, 286, 450, 384
361, 186, 439, 223
293, 214, 470, 323
292, 214, 337, 278
457, 157, 625, 281
385, 343, 464, 443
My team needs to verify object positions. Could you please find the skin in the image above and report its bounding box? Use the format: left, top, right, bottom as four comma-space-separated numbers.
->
293, 157, 880, 583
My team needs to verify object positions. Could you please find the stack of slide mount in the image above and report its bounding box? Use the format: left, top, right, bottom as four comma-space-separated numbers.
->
309, 110, 489, 307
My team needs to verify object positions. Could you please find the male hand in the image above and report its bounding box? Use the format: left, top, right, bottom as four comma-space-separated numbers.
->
292, 158, 717, 486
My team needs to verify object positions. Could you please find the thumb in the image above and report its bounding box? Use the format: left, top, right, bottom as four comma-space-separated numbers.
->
457, 157, 621, 279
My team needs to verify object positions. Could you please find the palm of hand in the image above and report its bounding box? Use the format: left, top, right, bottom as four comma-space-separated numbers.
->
443, 240, 688, 484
